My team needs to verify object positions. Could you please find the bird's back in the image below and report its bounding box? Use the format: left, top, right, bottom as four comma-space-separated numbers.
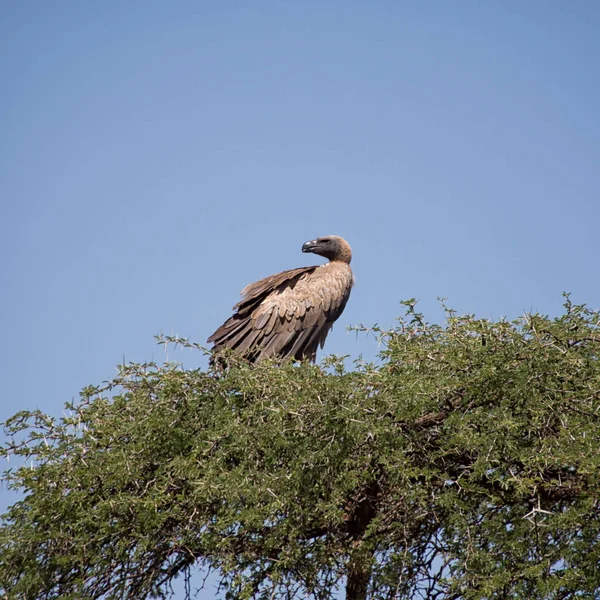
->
208, 261, 353, 363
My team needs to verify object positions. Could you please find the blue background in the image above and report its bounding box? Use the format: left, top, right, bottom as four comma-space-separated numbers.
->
2, 2, 599, 597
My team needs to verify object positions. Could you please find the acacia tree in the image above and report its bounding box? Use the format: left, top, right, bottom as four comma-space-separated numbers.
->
2, 297, 600, 600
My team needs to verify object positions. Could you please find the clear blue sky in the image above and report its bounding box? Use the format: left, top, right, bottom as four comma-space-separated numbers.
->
1, 1, 599, 597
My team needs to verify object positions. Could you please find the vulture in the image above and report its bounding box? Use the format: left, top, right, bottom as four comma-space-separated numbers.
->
207, 235, 354, 364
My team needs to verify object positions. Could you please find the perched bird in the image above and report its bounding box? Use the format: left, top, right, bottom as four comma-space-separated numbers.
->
207, 235, 354, 364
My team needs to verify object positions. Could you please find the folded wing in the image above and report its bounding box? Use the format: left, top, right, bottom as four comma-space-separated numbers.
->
207, 264, 353, 363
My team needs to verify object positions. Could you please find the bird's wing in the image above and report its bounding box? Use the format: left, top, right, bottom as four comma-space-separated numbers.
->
207, 264, 353, 362
233, 267, 318, 315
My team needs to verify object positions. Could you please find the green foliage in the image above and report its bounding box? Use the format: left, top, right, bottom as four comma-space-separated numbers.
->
2, 296, 600, 599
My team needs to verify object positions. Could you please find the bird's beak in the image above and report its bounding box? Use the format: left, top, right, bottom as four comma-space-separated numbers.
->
302, 240, 319, 253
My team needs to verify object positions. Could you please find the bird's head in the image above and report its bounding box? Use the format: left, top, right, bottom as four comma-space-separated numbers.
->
302, 235, 352, 264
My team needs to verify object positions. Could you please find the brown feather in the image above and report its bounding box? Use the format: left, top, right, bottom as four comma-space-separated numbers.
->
208, 237, 354, 364
253, 311, 271, 331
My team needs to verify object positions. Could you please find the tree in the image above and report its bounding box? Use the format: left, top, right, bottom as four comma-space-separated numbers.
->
2, 297, 600, 600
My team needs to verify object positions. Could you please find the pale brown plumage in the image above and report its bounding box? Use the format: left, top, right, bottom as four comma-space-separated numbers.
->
207, 235, 354, 364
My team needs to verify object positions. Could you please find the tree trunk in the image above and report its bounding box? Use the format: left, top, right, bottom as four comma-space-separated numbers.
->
346, 561, 371, 600
344, 474, 380, 600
